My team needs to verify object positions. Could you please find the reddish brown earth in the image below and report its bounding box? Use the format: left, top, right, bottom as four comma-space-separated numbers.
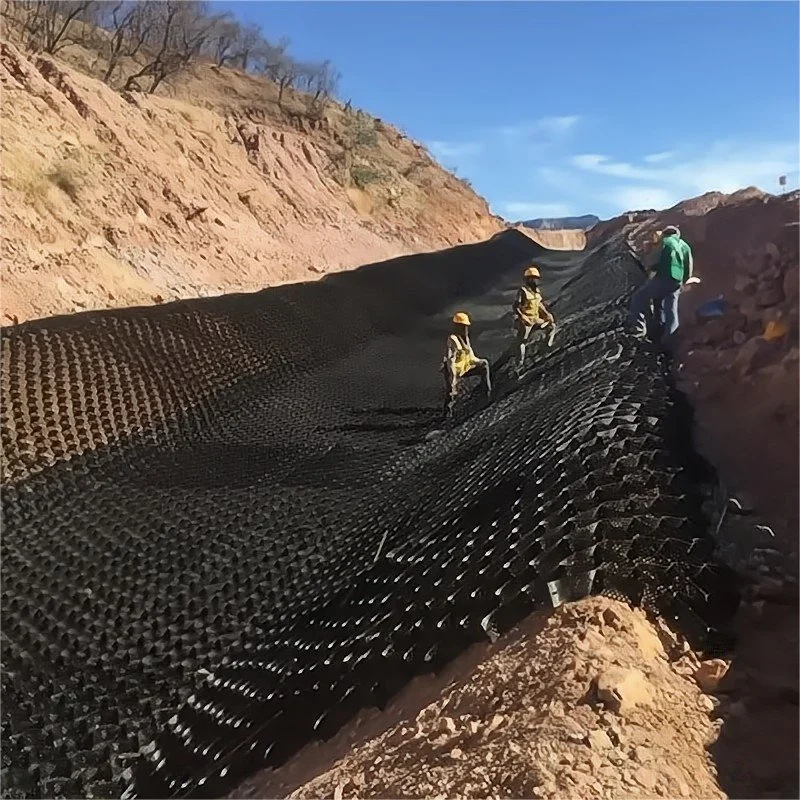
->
237, 599, 736, 800
617, 192, 799, 800
513, 225, 587, 251
0, 41, 502, 325
599, 190, 799, 554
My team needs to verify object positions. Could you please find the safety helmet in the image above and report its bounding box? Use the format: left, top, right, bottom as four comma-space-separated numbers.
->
452, 311, 471, 326
524, 266, 541, 279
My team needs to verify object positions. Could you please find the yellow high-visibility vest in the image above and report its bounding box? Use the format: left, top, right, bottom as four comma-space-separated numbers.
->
516, 286, 545, 326
447, 334, 479, 377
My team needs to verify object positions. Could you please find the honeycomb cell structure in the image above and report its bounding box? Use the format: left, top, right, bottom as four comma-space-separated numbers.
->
0, 232, 740, 799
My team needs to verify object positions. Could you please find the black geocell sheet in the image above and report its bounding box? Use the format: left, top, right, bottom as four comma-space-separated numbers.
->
0, 231, 740, 800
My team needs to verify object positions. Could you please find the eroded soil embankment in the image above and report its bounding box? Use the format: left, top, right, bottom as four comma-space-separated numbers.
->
0, 40, 503, 325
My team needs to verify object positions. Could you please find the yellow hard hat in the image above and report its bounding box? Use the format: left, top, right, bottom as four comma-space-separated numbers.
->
524, 266, 541, 279
452, 311, 471, 326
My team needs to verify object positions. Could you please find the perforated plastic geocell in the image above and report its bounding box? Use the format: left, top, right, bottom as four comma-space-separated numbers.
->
0, 231, 740, 800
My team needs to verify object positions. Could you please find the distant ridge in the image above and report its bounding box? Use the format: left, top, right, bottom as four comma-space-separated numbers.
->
517, 214, 599, 231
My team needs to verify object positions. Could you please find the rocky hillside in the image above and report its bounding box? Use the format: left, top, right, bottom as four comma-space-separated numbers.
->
0, 40, 503, 324
587, 188, 784, 245
589, 189, 798, 521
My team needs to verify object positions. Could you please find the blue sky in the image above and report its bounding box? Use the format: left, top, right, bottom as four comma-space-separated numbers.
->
216, 1, 799, 220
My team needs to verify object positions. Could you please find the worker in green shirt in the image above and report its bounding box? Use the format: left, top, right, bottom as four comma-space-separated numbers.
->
628, 225, 696, 344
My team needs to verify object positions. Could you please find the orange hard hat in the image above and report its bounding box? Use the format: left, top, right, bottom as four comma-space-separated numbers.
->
452, 311, 471, 326
524, 266, 541, 279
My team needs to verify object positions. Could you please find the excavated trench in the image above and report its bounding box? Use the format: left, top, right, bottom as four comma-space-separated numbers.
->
0, 230, 741, 800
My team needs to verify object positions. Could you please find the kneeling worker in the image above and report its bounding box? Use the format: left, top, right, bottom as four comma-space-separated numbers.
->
442, 312, 491, 418
513, 265, 555, 371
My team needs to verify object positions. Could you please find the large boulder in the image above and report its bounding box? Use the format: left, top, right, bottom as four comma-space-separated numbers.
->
732, 336, 783, 377
755, 278, 785, 308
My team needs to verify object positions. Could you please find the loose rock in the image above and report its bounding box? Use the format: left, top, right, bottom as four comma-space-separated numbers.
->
635, 766, 658, 790
486, 714, 504, 734
734, 274, 756, 294
694, 659, 731, 693
587, 729, 613, 750
698, 694, 717, 712
596, 667, 653, 716
783, 266, 799, 307
733, 336, 779, 376
633, 745, 653, 763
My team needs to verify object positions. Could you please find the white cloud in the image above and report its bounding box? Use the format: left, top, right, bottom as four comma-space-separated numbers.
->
427, 140, 483, 160
503, 201, 572, 219
425, 115, 580, 173
672, 141, 798, 194
537, 166, 589, 197
496, 115, 580, 144
536, 115, 581, 136
644, 151, 675, 163
607, 186, 677, 211
571, 154, 655, 180
572, 141, 799, 212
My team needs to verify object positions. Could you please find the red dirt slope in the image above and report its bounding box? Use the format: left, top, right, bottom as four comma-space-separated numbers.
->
0, 41, 503, 325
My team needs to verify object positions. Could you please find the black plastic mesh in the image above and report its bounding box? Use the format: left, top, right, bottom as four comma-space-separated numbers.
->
0, 231, 740, 800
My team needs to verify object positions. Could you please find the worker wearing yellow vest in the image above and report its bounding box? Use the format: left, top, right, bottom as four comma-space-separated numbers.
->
442, 311, 491, 418
513, 265, 555, 372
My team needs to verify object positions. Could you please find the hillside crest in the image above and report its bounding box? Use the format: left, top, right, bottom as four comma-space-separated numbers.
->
1, 20, 504, 324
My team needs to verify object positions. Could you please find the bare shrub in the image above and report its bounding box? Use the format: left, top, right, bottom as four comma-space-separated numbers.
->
3, 0, 98, 54
96, 1, 155, 84
47, 162, 81, 202
2, 0, 344, 106
351, 164, 382, 189
122, 1, 215, 94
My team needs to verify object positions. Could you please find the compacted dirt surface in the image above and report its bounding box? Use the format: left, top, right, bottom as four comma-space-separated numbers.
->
238, 593, 796, 800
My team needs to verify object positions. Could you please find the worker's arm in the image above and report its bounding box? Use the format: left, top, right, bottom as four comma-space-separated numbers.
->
656, 243, 672, 278
540, 301, 555, 326
645, 248, 660, 275
512, 288, 525, 313
443, 336, 458, 373
684, 246, 694, 282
